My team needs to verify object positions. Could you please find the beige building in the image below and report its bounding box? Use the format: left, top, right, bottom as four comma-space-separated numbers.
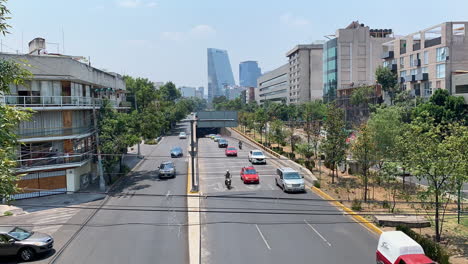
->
256, 64, 289, 104
382, 22, 468, 98
286, 44, 323, 104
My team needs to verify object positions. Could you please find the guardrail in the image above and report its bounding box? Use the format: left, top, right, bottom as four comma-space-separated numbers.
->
1, 95, 118, 108
16, 151, 93, 170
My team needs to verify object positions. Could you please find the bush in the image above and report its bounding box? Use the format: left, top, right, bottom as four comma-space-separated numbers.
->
313, 181, 321, 188
295, 158, 305, 166
3, 211, 13, 216
396, 225, 450, 264
351, 198, 362, 211
382, 200, 390, 209
145, 139, 157, 145
304, 160, 315, 170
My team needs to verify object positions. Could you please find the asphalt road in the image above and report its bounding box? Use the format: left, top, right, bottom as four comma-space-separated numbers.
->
199, 132, 378, 264
47, 123, 191, 264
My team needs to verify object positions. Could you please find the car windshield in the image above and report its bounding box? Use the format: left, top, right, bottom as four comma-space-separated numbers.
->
227, 147, 236, 150
161, 163, 174, 169
245, 169, 256, 174
8, 227, 32, 241
172, 147, 181, 152
253, 151, 263, 156
180, 132, 185, 135
284, 172, 301, 179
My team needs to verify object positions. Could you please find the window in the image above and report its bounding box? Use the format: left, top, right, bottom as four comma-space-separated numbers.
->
436, 64, 445, 78
383, 61, 389, 67
400, 70, 406, 78
422, 67, 428, 74
424, 51, 429, 64
400, 57, 404, 68
436, 47, 448, 62
424, 82, 432, 97
410, 69, 417, 75
410, 54, 414, 67
436, 80, 441, 88
455, 84, 468, 93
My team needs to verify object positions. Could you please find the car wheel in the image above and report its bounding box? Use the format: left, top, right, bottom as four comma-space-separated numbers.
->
18, 247, 35, 261
275, 178, 278, 186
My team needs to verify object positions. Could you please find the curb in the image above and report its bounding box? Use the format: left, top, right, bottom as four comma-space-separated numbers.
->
311, 186, 382, 235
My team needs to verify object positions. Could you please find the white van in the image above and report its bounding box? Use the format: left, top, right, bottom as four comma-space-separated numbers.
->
275, 167, 305, 193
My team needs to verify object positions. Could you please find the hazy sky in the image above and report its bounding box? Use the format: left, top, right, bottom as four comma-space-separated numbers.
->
2, 0, 468, 90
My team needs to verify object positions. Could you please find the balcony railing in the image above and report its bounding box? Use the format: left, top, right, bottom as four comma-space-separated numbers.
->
18, 126, 95, 139
1, 96, 118, 108
16, 151, 93, 171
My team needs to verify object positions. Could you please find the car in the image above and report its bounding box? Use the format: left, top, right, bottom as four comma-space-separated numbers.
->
248, 149, 266, 164
170, 147, 183, 158
213, 135, 222, 142
179, 132, 187, 139
207, 134, 215, 139
218, 139, 228, 148
275, 167, 305, 193
0, 226, 54, 261
158, 161, 176, 178
240, 166, 259, 184
225, 146, 238, 156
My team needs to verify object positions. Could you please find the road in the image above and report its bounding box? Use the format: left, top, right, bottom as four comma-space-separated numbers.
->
45, 122, 191, 264
199, 131, 378, 264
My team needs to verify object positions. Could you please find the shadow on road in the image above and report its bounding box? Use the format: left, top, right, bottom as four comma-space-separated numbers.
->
0, 249, 56, 264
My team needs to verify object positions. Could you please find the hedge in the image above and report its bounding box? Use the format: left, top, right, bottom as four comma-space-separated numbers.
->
396, 225, 450, 264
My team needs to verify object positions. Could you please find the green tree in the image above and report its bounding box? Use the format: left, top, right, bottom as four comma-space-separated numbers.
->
350, 86, 376, 106
0, 0, 11, 36
254, 108, 268, 144
158, 82, 181, 102
412, 89, 466, 125
351, 124, 376, 202
124, 76, 157, 111
295, 143, 314, 169
321, 104, 348, 184
375, 66, 399, 105
269, 119, 286, 148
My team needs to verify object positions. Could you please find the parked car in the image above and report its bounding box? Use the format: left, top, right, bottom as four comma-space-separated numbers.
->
248, 150, 266, 164
275, 167, 305, 192
218, 139, 228, 148
225, 146, 238, 156
376, 231, 435, 264
213, 135, 222, 142
240, 166, 259, 184
179, 132, 187, 139
158, 161, 176, 178
0, 226, 54, 261
170, 147, 183, 158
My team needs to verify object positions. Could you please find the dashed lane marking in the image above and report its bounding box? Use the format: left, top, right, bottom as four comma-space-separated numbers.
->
304, 219, 332, 247
255, 224, 271, 250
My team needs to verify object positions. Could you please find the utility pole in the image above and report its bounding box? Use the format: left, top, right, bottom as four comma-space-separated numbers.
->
93, 108, 106, 191
190, 119, 198, 192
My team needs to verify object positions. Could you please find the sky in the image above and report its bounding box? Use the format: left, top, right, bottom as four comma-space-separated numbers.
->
2, 0, 468, 92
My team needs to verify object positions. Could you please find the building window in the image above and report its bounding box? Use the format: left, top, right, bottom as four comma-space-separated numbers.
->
410, 54, 414, 67
400, 57, 404, 68
424, 82, 432, 97
436, 47, 448, 62
410, 69, 417, 75
436, 64, 445, 78
436, 80, 441, 88
423, 51, 429, 65
455, 84, 468, 93
422, 67, 428, 74
383, 61, 389, 67
400, 70, 406, 79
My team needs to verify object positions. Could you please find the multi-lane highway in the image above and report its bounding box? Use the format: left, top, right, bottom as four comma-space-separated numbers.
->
199, 130, 378, 264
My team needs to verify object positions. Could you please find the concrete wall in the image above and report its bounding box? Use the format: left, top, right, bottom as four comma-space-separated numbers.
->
452, 73, 468, 102
0, 53, 125, 90
310, 48, 323, 99
66, 161, 91, 192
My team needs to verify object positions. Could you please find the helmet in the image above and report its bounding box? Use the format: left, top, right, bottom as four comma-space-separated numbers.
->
226, 170, 229, 172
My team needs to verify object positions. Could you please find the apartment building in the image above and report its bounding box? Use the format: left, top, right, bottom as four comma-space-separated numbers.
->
0, 38, 127, 199
256, 64, 289, 105
324, 21, 394, 101
286, 44, 323, 104
382, 22, 468, 98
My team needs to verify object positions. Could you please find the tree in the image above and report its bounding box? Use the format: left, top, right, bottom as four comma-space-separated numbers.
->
158, 82, 181, 102
0, 0, 11, 36
412, 89, 466, 125
254, 108, 268, 144
295, 143, 314, 169
269, 119, 286, 148
350, 86, 376, 106
400, 119, 465, 242
124, 76, 157, 111
351, 124, 376, 202
321, 104, 348, 184
375, 66, 399, 105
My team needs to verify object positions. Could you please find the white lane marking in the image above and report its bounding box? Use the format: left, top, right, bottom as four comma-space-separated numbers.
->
166, 190, 171, 199
304, 219, 332, 247
202, 175, 276, 180
255, 224, 271, 250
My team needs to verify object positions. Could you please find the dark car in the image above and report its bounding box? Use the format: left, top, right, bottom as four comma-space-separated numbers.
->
218, 139, 228, 148
0, 226, 53, 261
158, 161, 176, 178
170, 147, 183, 158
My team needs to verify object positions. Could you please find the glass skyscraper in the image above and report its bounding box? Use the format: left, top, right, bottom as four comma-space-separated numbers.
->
323, 38, 338, 102
207, 48, 235, 102
239, 61, 261, 88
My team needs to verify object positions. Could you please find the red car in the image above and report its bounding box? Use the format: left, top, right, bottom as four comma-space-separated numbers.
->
240, 166, 259, 184
225, 146, 238, 156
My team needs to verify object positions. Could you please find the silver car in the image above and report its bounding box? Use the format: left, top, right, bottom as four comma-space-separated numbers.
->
275, 168, 305, 192
158, 161, 176, 178
0, 226, 53, 261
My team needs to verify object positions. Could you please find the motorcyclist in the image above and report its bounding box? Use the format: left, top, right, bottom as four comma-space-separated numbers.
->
225, 169, 231, 180
238, 140, 243, 149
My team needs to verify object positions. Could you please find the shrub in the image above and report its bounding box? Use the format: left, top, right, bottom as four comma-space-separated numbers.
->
382, 200, 390, 209
3, 211, 13, 216
313, 181, 321, 188
145, 139, 157, 145
396, 225, 450, 264
351, 198, 362, 211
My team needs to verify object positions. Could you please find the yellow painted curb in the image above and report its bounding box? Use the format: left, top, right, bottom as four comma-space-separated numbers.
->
311, 186, 383, 235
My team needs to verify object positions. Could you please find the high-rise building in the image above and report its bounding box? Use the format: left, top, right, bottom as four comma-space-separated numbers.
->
323, 21, 394, 101
195, 87, 205, 99
207, 48, 235, 102
286, 44, 323, 104
239, 61, 261, 87
256, 64, 289, 105
179, 86, 197, 97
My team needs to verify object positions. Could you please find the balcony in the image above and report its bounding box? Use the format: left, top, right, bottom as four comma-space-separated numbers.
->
18, 127, 95, 142
400, 77, 406, 83
413, 59, 421, 67
16, 151, 93, 173
381, 51, 394, 59
425, 37, 442, 48
408, 75, 417, 82
415, 73, 429, 81
1, 96, 120, 110
386, 63, 397, 72
413, 42, 421, 51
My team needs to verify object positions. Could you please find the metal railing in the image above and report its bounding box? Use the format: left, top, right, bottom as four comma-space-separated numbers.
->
1, 96, 118, 108
16, 151, 93, 170
18, 126, 95, 139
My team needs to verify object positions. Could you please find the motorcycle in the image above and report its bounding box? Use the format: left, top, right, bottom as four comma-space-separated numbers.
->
238, 142, 242, 150
225, 177, 232, 190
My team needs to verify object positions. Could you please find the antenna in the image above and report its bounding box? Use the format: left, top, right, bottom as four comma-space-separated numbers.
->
62, 27, 65, 54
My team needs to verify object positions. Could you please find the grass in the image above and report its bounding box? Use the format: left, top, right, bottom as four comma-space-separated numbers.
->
3, 211, 13, 216
145, 139, 157, 145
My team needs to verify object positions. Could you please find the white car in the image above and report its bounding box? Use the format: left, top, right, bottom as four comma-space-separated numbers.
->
179, 132, 187, 139
248, 150, 266, 164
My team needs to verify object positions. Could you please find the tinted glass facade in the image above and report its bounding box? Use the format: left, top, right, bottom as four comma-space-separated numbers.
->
323, 38, 337, 102
207, 48, 235, 102
239, 61, 261, 88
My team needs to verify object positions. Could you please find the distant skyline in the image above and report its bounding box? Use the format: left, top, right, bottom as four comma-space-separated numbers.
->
2, 0, 468, 88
